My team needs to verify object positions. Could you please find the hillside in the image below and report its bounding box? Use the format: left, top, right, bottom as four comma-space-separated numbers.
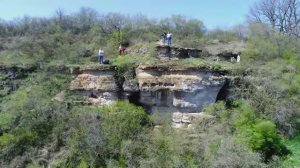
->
0, 8, 300, 168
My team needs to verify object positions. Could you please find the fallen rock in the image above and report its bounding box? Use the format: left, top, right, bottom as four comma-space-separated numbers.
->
52, 91, 65, 102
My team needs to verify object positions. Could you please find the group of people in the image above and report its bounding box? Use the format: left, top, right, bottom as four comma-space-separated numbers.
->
118, 44, 126, 56
161, 32, 172, 46
98, 32, 173, 64
98, 44, 127, 64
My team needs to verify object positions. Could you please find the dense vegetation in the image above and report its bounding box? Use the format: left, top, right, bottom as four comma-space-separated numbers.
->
1, 0, 300, 167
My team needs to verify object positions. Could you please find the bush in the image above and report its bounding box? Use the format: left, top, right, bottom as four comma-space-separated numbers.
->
236, 118, 289, 162
65, 102, 149, 167
112, 55, 137, 87
202, 137, 265, 168
204, 101, 230, 122
0, 128, 38, 162
100, 102, 149, 151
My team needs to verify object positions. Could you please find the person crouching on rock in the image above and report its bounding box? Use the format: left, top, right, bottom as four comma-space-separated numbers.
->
98, 48, 104, 64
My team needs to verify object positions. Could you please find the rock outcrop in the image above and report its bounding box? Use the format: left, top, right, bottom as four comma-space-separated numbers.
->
70, 64, 227, 112
69, 46, 237, 127
0, 63, 37, 96
136, 65, 226, 113
70, 66, 117, 91
70, 65, 118, 105
205, 41, 245, 62
172, 112, 215, 128
156, 46, 202, 60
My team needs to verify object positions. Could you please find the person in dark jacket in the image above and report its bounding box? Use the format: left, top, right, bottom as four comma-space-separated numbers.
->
161, 32, 167, 45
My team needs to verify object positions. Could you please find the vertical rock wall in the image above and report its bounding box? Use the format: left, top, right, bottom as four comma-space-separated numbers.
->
136, 65, 226, 113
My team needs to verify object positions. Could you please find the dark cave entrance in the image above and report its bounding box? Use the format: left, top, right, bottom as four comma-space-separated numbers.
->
216, 78, 230, 102
127, 91, 144, 106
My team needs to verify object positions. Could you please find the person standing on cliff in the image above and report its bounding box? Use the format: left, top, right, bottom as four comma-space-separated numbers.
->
118, 44, 122, 56
121, 45, 126, 55
98, 48, 104, 64
161, 32, 167, 45
166, 32, 172, 46
118, 44, 126, 56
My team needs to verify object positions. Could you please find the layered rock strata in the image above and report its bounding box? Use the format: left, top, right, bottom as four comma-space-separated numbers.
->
70, 65, 118, 105
70, 64, 227, 112
136, 65, 226, 113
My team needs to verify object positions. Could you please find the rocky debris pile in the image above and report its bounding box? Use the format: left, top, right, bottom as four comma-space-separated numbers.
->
172, 112, 215, 128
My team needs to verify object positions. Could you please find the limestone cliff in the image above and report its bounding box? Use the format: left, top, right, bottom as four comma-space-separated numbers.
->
70, 65, 118, 105
136, 65, 226, 112
70, 64, 229, 112
69, 46, 238, 128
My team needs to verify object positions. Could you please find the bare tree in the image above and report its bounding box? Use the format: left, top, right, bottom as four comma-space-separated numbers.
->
98, 13, 128, 34
248, 0, 300, 37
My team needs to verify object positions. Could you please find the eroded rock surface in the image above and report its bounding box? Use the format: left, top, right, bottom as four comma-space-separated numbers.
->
205, 41, 245, 62
70, 64, 227, 111
70, 65, 118, 105
156, 41, 245, 63
172, 112, 215, 128
70, 66, 117, 91
156, 46, 202, 60
136, 65, 226, 112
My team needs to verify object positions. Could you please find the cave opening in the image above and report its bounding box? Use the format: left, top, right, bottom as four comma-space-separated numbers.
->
127, 91, 143, 106
216, 78, 230, 102
127, 91, 152, 113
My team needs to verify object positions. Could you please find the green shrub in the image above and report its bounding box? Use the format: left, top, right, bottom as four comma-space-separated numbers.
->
250, 121, 289, 162
204, 101, 230, 122
0, 128, 38, 161
242, 37, 278, 62
100, 102, 149, 150
201, 137, 265, 168
236, 118, 289, 162
112, 55, 137, 86
0, 112, 13, 131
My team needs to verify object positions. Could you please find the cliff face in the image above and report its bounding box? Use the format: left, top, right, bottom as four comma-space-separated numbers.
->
70, 66, 117, 91
69, 46, 237, 127
0, 64, 37, 96
70, 66, 119, 106
136, 65, 225, 113
70, 64, 228, 113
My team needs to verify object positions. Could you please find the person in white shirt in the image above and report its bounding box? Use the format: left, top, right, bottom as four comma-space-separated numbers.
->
237, 54, 241, 63
98, 49, 104, 64
166, 32, 172, 46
